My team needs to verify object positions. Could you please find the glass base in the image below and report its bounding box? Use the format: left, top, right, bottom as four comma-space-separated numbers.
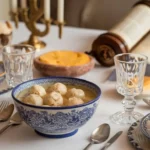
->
110, 111, 144, 125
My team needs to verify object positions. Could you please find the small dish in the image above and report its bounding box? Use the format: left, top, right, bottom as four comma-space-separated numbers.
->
140, 113, 150, 139
128, 121, 150, 150
34, 55, 95, 77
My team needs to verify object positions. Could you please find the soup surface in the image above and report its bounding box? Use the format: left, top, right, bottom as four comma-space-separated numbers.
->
17, 83, 96, 107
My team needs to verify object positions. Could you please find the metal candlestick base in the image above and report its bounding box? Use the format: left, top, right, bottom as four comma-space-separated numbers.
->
21, 35, 46, 49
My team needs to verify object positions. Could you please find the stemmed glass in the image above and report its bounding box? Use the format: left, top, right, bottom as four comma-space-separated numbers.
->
111, 53, 147, 125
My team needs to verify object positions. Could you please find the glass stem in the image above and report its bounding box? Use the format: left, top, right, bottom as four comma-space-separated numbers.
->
122, 96, 136, 114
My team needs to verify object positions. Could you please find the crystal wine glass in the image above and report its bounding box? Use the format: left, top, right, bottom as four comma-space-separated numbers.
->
111, 53, 147, 125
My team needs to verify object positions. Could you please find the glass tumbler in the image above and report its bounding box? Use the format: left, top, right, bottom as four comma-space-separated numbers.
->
111, 53, 147, 125
2, 44, 35, 87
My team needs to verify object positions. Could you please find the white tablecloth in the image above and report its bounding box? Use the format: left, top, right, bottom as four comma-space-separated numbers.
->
0, 22, 149, 150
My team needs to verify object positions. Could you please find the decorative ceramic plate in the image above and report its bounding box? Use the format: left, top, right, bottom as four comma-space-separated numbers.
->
128, 121, 150, 150
0, 62, 12, 94
140, 113, 150, 139
0, 61, 5, 80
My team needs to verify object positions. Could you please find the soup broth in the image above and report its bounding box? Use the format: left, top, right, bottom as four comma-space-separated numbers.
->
17, 83, 97, 106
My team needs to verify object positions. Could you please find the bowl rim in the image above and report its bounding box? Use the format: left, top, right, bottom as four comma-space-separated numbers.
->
12, 77, 101, 110
140, 113, 150, 139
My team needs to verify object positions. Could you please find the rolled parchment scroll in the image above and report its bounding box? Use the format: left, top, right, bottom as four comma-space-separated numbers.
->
89, 0, 150, 67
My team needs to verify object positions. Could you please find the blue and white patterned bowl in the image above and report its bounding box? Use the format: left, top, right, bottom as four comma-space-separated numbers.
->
12, 77, 101, 138
140, 113, 150, 139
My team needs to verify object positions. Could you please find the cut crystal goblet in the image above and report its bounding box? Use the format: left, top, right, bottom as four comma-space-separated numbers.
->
111, 53, 147, 125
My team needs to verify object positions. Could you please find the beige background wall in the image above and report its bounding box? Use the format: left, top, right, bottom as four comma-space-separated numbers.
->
80, 0, 139, 30
0, 0, 139, 30
0, 0, 10, 20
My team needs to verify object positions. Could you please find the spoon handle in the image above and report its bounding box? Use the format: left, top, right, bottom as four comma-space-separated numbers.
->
83, 142, 94, 150
0, 123, 12, 134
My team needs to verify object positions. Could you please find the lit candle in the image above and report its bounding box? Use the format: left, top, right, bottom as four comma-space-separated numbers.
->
57, 0, 64, 22
21, 0, 27, 9
44, 0, 51, 20
12, 0, 17, 12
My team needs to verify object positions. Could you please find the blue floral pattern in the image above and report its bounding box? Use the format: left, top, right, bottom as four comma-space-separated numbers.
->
17, 103, 97, 134
140, 113, 150, 139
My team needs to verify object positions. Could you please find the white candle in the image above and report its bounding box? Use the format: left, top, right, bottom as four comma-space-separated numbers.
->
57, 0, 64, 22
12, 0, 17, 12
21, 0, 27, 9
44, 0, 51, 20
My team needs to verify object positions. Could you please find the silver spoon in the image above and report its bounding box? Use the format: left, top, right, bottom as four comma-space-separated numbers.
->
83, 123, 110, 150
0, 112, 23, 134
0, 104, 14, 122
